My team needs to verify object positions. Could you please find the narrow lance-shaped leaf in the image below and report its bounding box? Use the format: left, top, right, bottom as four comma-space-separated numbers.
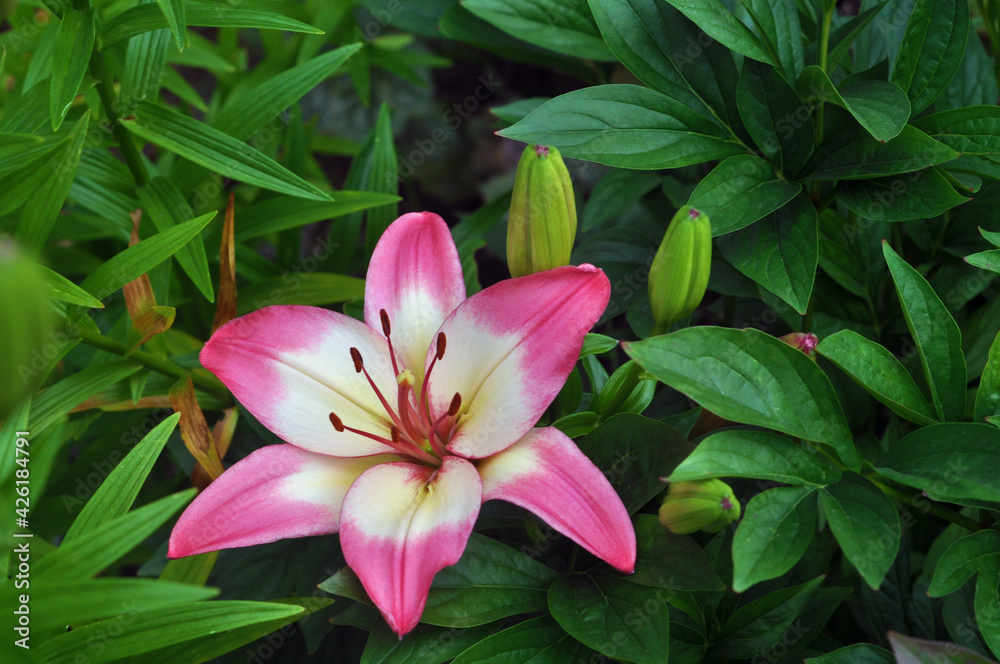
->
156, 0, 186, 51
49, 7, 95, 130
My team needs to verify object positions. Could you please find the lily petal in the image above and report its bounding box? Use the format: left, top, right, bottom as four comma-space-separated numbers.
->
429, 265, 610, 458
201, 306, 400, 457
364, 212, 466, 378
169, 444, 394, 558
478, 427, 636, 573
340, 456, 482, 636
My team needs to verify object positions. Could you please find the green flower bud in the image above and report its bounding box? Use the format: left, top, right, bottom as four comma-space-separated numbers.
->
0, 239, 57, 418
658, 479, 741, 535
648, 205, 711, 334
506, 144, 577, 278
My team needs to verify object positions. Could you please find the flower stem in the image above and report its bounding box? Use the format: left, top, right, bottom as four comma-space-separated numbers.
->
89, 50, 150, 186
870, 479, 985, 532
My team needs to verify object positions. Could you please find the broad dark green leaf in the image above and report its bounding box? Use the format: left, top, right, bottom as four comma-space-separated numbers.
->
580, 332, 618, 358
79, 211, 216, 299
15, 112, 89, 251
743, 0, 804, 80
883, 242, 966, 421
29, 361, 141, 434
966, 250, 1000, 274
928, 530, 1000, 596
717, 194, 817, 314
121, 102, 330, 201
876, 423, 1000, 504
666, 429, 839, 486
820, 472, 900, 589
806, 644, 895, 664
63, 413, 180, 543
361, 621, 500, 664
49, 7, 94, 130
891, 0, 970, 114
713, 577, 823, 657
825, 2, 890, 71
625, 327, 858, 468
913, 106, 1000, 156
136, 177, 215, 302
576, 413, 693, 513
816, 329, 937, 425
660, 0, 774, 65
796, 65, 909, 142
940, 25, 999, 111
237, 273, 365, 314
462, 0, 615, 61
975, 332, 1000, 423
688, 154, 801, 236
450, 616, 596, 664
889, 632, 999, 664
838, 168, 968, 222
99, 3, 323, 49
498, 84, 743, 169
804, 124, 956, 180
731, 487, 819, 592
36, 600, 305, 664
34, 490, 195, 581
548, 573, 671, 664
736, 60, 813, 177
628, 515, 725, 591
155, 0, 186, 50
583, 168, 660, 232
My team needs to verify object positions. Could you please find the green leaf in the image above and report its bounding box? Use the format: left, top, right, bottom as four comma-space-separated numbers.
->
941, 24, 999, 111
34, 489, 195, 581
136, 177, 215, 302
576, 414, 693, 513
29, 361, 141, 434
450, 616, 596, 664
891, 0, 970, 114
825, 2, 890, 71
36, 600, 305, 664
625, 327, 858, 468
121, 0, 170, 105
237, 273, 365, 314
688, 154, 801, 236
816, 329, 937, 425
15, 112, 89, 251
121, 102, 330, 201
820, 472, 900, 589
548, 573, 671, 664
39, 264, 104, 308
99, 2, 324, 50
912, 106, 1000, 156
49, 7, 94, 130
717, 194, 817, 314
804, 124, 957, 180
666, 429, 839, 486
975, 332, 1000, 423
883, 242, 966, 421
321, 533, 558, 628
838, 168, 968, 222
156, 0, 186, 50
796, 65, 910, 142
28, 579, 217, 634
659, 0, 774, 65
966, 250, 1000, 274
928, 529, 1000, 595
63, 413, 180, 543
233, 192, 400, 241
498, 84, 743, 169
888, 632, 1000, 664
712, 577, 823, 657
462, 0, 615, 61
731, 487, 818, 592
628, 515, 724, 591
806, 644, 895, 664
743, 0, 804, 80
79, 211, 216, 299
580, 332, 619, 358
875, 423, 1000, 504
736, 60, 813, 177
583, 169, 660, 232
361, 621, 501, 664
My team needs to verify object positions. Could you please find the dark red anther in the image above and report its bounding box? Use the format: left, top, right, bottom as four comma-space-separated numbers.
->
350, 347, 364, 373
329, 412, 345, 432
390, 426, 401, 444
448, 392, 462, 417
436, 332, 447, 360
380, 309, 391, 337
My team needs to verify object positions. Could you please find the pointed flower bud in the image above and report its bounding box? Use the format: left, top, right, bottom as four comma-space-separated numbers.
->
658, 479, 740, 535
648, 205, 711, 334
778, 332, 818, 359
506, 144, 577, 278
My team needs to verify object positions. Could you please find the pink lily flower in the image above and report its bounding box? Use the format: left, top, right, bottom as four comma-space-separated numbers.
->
168, 212, 636, 636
